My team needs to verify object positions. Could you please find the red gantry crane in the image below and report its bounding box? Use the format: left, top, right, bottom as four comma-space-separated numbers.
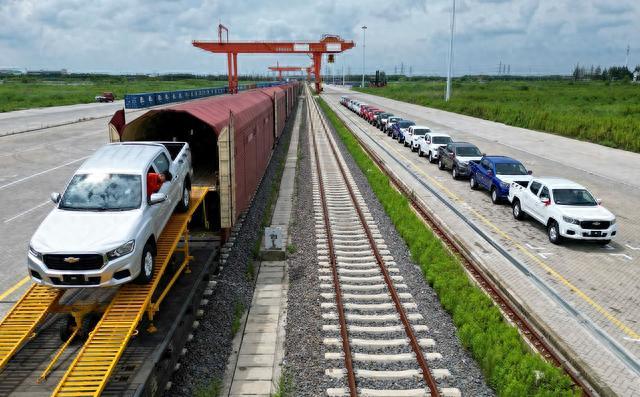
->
268, 63, 309, 81
193, 24, 355, 93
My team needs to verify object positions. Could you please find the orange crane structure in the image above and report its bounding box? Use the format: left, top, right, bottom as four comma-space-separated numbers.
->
193, 24, 355, 93
268, 64, 313, 81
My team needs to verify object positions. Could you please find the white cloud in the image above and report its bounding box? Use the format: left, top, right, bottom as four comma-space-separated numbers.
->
0, 0, 638, 75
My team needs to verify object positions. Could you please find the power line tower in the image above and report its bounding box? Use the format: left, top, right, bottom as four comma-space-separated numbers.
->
400, 62, 405, 75
498, 61, 502, 75
394, 65, 398, 74
626, 44, 630, 69
409, 65, 413, 76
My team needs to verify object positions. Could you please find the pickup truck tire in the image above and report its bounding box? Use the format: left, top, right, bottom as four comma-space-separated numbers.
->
491, 187, 500, 204
135, 244, 155, 284
512, 199, 525, 220
547, 221, 562, 245
470, 175, 478, 190
177, 182, 191, 213
452, 167, 459, 179
438, 159, 445, 170
428, 152, 435, 163
418, 149, 423, 157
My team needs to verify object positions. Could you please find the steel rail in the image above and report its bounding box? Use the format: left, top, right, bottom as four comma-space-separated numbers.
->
307, 89, 358, 397
308, 88, 441, 397
326, 97, 595, 396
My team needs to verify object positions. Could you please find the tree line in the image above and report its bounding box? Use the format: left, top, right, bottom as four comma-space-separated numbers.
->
572, 64, 639, 81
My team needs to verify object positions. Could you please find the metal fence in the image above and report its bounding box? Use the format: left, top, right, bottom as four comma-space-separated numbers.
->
124, 82, 286, 109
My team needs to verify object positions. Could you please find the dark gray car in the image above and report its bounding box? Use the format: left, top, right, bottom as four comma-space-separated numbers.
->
437, 142, 483, 179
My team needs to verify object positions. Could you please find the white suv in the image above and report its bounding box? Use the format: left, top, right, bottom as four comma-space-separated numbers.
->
418, 132, 452, 162
509, 177, 617, 244
406, 126, 431, 152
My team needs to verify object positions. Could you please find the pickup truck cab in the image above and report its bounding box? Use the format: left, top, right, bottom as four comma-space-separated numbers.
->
469, 156, 532, 204
406, 126, 431, 151
509, 177, 617, 244
385, 116, 402, 135
437, 142, 483, 179
377, 113, 393, 130
392, 120, 416, 142
418, 132, 452, 163
28, 142, 193, 288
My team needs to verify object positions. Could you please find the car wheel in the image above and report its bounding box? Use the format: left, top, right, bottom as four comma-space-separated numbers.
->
599, 239, 612, 246
452, 167, 458, 179
429, 152, 434, 163
177, 182, 191, 212
470, 176, 478, 190
438, 159, 445, 170
512, 199, 525, 220
491, 187, 500, 204
135, 244, 155, 284
548, 221, 562, 245
418, 149, 423, 157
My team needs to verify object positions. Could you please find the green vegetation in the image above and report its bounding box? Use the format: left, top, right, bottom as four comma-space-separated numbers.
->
0, 74, 245, 112
245, 260, 256, 282
286, 244, 297, 254
272, 369, 295, 397
231, 301, 246, 337
356, 80, 640, 153
317, 97, 579, 396
193, 377, 222, 397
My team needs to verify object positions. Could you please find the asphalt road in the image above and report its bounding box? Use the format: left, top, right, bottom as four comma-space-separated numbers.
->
322, 85, 640, 394
0, 105, 148, 318
0, 100, 125, 137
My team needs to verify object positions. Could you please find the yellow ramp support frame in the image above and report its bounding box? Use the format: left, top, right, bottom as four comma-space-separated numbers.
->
0, 285, 64, 372
52, 186, 208, 397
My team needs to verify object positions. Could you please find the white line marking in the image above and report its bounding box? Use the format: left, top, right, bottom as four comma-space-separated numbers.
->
538, 252, 553, 259
0, 156, 88, 190
4, 201, 50, 223
623, 337, 640, 342
525, 243, 544, 250
626, 244, 640, 251
602, 244, 615, 250
610, 253, 633, 261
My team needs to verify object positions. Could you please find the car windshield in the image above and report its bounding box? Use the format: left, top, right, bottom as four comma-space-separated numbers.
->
552, 189, 597, 206
398, 121, 415, 128
432, 136, 451, 144
413, 129, 430, 135
495, 162, 528, 175
60, 173, 142, 211
456, 146, 482, 156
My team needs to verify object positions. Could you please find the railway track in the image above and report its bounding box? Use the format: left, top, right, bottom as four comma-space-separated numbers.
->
306, 86, 460, 397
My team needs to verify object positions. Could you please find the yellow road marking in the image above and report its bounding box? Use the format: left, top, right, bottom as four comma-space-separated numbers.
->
332, 97, 640, 340
0, 277, 30, 302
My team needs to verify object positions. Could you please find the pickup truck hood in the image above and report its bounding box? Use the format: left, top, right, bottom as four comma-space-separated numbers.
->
497, 175, 533, 184
558, 206, 615, 221
457, 155, 483, 164
31, 209, 144, 253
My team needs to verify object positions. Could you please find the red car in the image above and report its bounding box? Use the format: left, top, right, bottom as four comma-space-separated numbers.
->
359, 105, 373, 118
369, 110, 384, 124
363, 106, 378, 120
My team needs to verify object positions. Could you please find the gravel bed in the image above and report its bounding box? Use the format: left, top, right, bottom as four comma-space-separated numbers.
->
284, 96, 494, 396
166, 102, 297, 396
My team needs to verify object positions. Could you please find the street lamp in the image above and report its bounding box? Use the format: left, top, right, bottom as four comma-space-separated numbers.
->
445, 0, 456, 101
361, 25, 367, 88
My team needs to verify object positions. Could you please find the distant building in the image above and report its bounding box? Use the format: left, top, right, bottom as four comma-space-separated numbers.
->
634, 70, 639, 83
26, 69, 68, 76
0, 68, 24, 75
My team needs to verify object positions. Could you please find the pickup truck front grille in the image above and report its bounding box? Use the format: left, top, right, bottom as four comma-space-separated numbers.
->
43, 254, 104, 270
580, 220, 610, 230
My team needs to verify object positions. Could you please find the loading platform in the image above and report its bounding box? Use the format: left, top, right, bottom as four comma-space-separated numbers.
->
0, 186, 209, 397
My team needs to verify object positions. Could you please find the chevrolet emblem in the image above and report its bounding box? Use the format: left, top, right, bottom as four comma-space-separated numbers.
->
593, 222, 601, 226
63, 257, 80, 264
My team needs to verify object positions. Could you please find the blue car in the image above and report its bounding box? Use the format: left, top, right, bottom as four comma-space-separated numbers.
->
391, 120, 415, 142
468, 156, 533, 204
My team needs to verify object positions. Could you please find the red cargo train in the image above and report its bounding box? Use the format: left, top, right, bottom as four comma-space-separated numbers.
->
258, 86, 287, 140
113, 90, 274, 231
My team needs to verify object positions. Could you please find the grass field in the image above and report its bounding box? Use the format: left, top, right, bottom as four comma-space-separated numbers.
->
356, 80, 640, 153
0, 76, 236, 112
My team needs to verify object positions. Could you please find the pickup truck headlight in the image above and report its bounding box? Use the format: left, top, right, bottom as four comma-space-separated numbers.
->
611, 218, 616, 225
28, 245, 43, 261
107, 240, 135, 260
562, 216, 580, 225
499, 181, 510, 190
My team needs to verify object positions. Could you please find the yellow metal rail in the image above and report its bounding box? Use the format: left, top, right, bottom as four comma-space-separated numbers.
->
52, 186, 208, 397
0, 284, 64, 372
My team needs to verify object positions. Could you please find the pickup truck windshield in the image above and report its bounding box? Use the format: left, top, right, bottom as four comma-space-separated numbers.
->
456, 146, 481, 156
495, 163, 528, 175
432, 136, 451, 144
413, 129, 430, 135
60, 174, 142, 211
552, 189, 597, 206
398, 121, 415, 128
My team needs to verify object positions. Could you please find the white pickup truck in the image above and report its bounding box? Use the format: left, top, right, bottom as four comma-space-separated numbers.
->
508, 177, 617, 244
27, 142, 193, 287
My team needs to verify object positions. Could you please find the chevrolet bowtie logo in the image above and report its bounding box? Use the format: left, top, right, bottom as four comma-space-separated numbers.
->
63, 257, 80, 263
593, 222, 601, 226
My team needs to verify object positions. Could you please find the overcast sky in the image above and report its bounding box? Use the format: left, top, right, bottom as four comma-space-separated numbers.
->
1, 0, 638, 76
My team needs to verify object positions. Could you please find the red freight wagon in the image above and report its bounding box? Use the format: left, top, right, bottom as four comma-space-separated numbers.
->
258, 86, 287, 140
113, 90, 274, 231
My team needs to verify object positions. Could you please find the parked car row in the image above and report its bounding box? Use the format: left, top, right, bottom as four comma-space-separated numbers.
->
339, 96, 618, 245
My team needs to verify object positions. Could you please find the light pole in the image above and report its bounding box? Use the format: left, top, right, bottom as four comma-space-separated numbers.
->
361, 25, 367, 88
445, 0, 456, 101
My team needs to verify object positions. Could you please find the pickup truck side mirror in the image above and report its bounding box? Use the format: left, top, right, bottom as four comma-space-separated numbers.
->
487, 170, 493, 177
50, 192, 61, 204
540, 197, 551, 206
527, 170, 533, 175
596, 198, 603, 205
149, 192, 167, 205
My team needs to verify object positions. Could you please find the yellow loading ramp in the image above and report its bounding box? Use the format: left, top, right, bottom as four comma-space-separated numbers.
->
50, 186, 208, 396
